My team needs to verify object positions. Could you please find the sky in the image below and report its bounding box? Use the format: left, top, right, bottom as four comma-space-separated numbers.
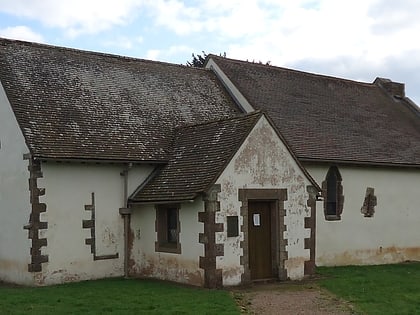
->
0, 0, 419, 105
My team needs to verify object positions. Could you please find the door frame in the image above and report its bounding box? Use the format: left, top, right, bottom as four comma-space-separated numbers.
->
248, 200, 275, 280
238, 188, 288, 283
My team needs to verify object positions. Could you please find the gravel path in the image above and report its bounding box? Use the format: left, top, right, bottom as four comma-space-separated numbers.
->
232, 282, 357, 315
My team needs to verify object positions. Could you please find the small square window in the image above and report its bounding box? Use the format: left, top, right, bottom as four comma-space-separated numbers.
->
155, 205, 181, 254
227, 216, 239, 237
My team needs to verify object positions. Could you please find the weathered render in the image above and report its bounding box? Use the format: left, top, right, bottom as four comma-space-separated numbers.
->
0, 82, 32, 284
30, 162, 153, 285
0, 38, 241, 286
307, 164, 420, 266
129, 199, 205, 286
215, 115, 317, 285
208, 55, 420, 266
129, 113, 319, 287
1, 37, 419, 287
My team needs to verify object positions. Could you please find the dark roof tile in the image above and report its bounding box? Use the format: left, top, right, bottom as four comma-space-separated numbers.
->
0, 39, 240, 161
131, 112, 262, 202
211, 56, 420, 166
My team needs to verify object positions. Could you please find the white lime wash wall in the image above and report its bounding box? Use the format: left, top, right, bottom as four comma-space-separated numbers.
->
306, 164, 420, 266
215, 115, 315, 285
129, 199, 205, 286
0, 82, 33, 285
33, 162, 153, 285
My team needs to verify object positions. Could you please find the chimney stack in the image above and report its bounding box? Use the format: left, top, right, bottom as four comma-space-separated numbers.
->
374, 77, 405, 98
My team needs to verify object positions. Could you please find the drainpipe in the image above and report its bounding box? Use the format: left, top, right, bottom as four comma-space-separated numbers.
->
119, 163, 132, 279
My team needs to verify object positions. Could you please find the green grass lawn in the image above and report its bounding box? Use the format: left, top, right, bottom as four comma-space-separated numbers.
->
317, 262, 420, 315
0, 278, 240, 315
2, 263, 420, 314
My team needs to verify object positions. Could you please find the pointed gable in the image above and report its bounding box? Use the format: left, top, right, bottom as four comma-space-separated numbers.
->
131, 111, 320, 202
130, 112, 263, 202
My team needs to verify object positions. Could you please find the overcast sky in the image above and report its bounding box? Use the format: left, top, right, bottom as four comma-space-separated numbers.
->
1, 0, 419, 105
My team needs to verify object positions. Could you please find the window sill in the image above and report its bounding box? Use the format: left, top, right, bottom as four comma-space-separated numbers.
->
155, 242, 181, 254
325, 215, 341, 221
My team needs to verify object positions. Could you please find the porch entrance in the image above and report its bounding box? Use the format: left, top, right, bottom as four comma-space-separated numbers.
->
248, 201, 274, 280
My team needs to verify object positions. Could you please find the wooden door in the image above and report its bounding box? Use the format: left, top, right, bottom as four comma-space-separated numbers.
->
248, 201, 273, 280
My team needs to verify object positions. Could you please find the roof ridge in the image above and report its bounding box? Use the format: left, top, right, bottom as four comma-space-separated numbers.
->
0, 37, 207, 71
210, 54, 376, 87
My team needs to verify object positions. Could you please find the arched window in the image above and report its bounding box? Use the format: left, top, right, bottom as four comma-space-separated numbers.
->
322, 166, 344, 220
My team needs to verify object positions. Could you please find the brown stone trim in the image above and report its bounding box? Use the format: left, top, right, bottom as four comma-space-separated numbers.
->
278, 239, 288, 280
304, 185, 317, 276
361, 187, 377, 217
24, 159, 48, 273
238, 188, 288, 283
199, 184, 223, 288
83, 193, 96, 255
83, 192, 119, 260
94, 254, 119, 261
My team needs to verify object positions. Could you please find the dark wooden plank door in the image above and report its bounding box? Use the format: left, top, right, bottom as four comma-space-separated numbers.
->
248, 201, 273, 280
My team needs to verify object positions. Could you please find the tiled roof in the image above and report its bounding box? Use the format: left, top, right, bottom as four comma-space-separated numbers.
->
131, 112, 263, 202
210, 56, 420, 166
0, 38, 240, 162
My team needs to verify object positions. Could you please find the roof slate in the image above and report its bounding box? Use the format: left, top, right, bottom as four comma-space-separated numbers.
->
131, 112, 263, 202
210, 56, 420, 166
0, 39, 240, 161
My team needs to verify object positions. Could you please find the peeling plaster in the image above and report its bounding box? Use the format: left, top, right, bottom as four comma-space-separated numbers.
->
129, 116, 315, 287
135, 254, 204, 286
284, 256, 307, 276
24, 162, 153, 286
101, 227, 117, 247
234, 121, 294, 186
129, 200, 205, 286
216, 116, 313, 284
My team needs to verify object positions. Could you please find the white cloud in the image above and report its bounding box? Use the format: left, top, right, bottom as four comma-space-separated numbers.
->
102, 36, 143, 50
198, 0, 376, 64
145, 0, 279, 37
146, 49, 161, 61
0, 0, 419, 103
0, 0, 146, 37
145, 44, 192, 62
140, 0, 420, 65
166, 44, 191, 55
0, 26, 44, 42
145, 0, 203, 35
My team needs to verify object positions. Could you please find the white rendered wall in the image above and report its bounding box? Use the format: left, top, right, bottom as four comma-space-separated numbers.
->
0, 82, 33, 284
36, 162, 153, 285
306, 164, 420, 266
216, 116, 313, 285
130, 199, 205, 286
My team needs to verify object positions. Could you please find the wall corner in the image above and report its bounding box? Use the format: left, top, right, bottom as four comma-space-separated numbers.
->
304, 185, 317, 276
199, 184, 223, 288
